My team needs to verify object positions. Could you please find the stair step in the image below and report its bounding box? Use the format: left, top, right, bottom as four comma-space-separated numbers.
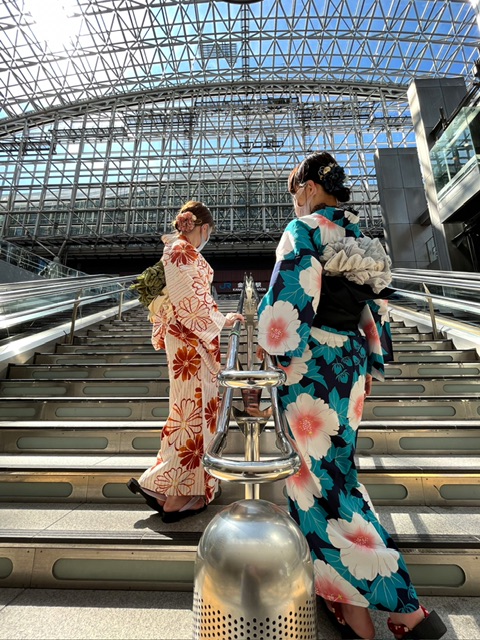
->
1, 421, 480, 456
386, 362, 480, 377
0, 503, 479, 595
9, 362, 480, 379
0, 454, 479, 507
7, 364, 170, 380
363, 397, 480, 420
393, 340, 453, 351
395, 350, 478, 363
391, 332, 434, 341
2, 377, 479, 398
1, 396, 478, 420
34, 353, 170, 365
0, 379, 171, 397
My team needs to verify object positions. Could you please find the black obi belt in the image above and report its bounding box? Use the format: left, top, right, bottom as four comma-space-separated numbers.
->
312, 276, 395, 332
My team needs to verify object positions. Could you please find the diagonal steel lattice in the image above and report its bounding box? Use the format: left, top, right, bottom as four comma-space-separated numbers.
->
0, 0, 478, 257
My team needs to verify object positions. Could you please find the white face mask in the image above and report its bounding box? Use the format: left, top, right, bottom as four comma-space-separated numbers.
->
293, 186, 313, 218
197, 227, 210, 252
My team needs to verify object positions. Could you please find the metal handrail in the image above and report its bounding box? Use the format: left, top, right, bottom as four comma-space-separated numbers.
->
0, 273, 140, 334
0, 274, 138, 303
394, 288, 480, 317
203, 276, 301, 485
0, 274, 117, 293
392, 274, 480, 292
392, 268, 480, 282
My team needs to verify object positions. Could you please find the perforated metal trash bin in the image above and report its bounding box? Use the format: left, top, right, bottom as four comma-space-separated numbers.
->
193, 499, 317, 639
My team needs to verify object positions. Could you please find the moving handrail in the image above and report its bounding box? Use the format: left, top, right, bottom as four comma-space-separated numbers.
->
0, 274, 140, 333
203, 276, 301, 485
392, 268, 480, 283
0, 273, 119, 293
393, 288, 480, 317
0, 274, 138, 303
392, 273, 480, 293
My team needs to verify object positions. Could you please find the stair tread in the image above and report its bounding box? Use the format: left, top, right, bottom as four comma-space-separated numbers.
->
1, 503, 479, 546
2, 419, 480, 429
1, 453, 480, 472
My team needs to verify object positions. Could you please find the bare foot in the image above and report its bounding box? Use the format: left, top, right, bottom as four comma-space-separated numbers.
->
333, 602, 375, 639
389, 607, 425, 637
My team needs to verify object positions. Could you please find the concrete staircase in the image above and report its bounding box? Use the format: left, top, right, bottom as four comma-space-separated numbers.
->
1, 302, 480, 638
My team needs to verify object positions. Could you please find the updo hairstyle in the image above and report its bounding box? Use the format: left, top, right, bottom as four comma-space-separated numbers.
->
172, 201, 215, 234
288, 152, 351, 203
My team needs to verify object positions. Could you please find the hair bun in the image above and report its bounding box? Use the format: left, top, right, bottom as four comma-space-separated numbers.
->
173, 210, 197, 233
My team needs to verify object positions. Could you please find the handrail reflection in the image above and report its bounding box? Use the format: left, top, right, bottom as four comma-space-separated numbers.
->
203, 275, 301, 485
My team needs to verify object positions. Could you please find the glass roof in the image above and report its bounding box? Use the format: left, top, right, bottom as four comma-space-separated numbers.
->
0, 0, 478, 120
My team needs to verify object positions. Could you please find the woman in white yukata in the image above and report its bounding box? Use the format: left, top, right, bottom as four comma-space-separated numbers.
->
128, 201, 243, 523
256, 153, 447, 640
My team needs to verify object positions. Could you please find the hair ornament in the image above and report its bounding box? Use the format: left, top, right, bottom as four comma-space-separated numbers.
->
174, 210, 197, 233
317, 162, 347, 195
318, 162, 336, 178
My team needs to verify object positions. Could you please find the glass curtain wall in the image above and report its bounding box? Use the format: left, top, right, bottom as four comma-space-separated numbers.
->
0, 87, 414, 250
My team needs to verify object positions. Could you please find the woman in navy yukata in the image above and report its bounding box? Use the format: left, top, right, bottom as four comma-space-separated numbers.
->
256, 152, 447, 640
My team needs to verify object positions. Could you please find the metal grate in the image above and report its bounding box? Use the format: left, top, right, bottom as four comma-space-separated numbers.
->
193, 594, 317, 640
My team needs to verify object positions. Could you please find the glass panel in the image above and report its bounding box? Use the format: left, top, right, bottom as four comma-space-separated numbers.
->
430, 106, 480, 197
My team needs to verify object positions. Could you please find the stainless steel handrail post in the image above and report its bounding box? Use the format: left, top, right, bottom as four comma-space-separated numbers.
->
244, 421, 261, 500
68, 288, 83, 345
244, 275, 256, 371
204, 275, 300, 486
243, 276, 261, 499
423, 283, 439, 339
117, 288, 125, 320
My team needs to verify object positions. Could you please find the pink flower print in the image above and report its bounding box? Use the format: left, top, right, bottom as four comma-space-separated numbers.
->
285, 453, 322, 511
326, 513, 400, 580
314, 560, 370, 607
285, 393, 339, 460
154, 467, 195, 496
363, 320, 378, 342
258, 300, 301, 355
363, 319, 383, 356
347, 376, 366, 431
278, 346, 311, 385
309, 214, 346, 243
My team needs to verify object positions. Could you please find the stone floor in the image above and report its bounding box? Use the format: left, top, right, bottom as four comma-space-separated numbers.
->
0, 589, 478, 639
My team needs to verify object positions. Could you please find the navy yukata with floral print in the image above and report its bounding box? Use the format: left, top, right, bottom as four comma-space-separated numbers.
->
257, 205, 420, 614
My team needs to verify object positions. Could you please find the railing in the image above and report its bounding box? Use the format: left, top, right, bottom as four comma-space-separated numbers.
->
0, 239, 86, 279
203, 276, 301, 496
390, 268, 480, 336
0, 274, 140, 341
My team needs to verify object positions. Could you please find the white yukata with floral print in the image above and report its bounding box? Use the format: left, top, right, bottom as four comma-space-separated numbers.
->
257, 206, 420, 614
138, 235, 225, 504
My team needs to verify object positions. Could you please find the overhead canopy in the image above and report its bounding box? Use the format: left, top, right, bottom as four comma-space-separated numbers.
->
0, 0, 477, 122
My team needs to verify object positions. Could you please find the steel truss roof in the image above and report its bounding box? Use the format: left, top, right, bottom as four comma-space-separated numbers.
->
0, 1, 477, 120
0, 0, 478, 259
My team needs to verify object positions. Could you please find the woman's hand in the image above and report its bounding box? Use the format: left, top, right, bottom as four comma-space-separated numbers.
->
364, 373, 373, 397
224, 312, 245, 328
